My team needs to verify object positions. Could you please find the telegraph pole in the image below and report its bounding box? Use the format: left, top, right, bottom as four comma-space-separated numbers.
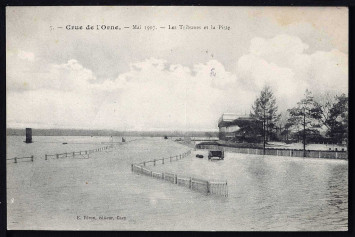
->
263, 109, 266, 155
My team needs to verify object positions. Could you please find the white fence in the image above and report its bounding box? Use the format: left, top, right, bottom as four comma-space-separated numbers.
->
131, 150, 228, 197
45, 145, 113, 160
196, 144, 348, 160
6, 155, 34, 163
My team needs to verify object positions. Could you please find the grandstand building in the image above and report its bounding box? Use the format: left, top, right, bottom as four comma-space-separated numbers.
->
218, 113, 261, 142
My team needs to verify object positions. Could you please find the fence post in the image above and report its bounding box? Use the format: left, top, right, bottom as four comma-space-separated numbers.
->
31, 155, 34, 162
14, 157, 17, 163
45, 154, 47, 160
207, 181, 210, 194
85, 151, 87, 155
162, 158, 164, 164
336, 152, 338, 159
290, 150, 292, 157
318, 151, 321, 159
154, 159, 156, 166
73, 152, 75, 157
131, 164, 133, 172
162, 173, 164, 180
56, 154, 59, 159
143, 161, 146, 166
189, 177, 192, 189
174, 174, 177, 184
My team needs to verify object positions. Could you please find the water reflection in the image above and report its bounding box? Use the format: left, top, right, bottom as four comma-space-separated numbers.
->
232, 156, 348, 230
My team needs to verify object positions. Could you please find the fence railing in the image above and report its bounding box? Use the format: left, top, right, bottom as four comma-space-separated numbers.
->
6, 155, 34, 163
131, 150, 228, 197
7, 138, 141, 165
195, 145, 348, 160
135, 150, 191, 167
45, 145, 113, 160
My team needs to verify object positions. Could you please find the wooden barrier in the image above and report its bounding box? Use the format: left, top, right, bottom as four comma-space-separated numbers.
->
152, 171, 163, 179
45, 145, 112, 160
132, 164, 228, 197
177, 176, 191, 188
7, 155, 34, 163
209, 181, 228, 197
196, 145, 347, 160
130, 150, 227, 197
137, 150, 191, 167
163, 172, 176, 184
191, 178, 209, 194
11, 141, 129, 165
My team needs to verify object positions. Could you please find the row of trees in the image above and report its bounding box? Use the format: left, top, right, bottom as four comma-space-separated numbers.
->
248, 86, 348, 156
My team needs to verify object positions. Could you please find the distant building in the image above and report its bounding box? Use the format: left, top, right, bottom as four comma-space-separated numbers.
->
218, 113, 261, 142
218, 113, 241, 140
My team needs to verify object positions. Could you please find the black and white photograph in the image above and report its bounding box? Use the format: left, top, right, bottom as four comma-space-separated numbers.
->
5, 6, 348, 231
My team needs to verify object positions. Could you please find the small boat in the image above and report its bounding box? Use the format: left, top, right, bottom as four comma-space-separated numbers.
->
196, 154, 204, 158
62, 142, 68, 145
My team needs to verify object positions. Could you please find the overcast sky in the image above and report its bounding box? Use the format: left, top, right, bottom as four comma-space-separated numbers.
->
6, 6, 348, 131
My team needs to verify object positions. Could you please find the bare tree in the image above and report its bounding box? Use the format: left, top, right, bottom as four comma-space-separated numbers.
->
313, 91, 337, 130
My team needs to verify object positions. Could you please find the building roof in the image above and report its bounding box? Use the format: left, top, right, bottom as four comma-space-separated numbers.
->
218, 114, 256, 128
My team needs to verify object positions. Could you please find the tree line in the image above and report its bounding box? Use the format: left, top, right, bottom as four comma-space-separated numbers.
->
244, 86, 348, 155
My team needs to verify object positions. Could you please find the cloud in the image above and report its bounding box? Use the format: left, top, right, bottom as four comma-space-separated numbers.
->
7, 57, 247, 130
91, 58, 244, 130
6, 34, 348, 130
236, 34, 348, 110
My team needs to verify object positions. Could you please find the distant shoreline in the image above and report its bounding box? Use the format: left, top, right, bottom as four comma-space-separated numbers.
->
6, 128, 218, 137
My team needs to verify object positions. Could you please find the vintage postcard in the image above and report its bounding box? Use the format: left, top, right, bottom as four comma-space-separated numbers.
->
6, 6, 348, 231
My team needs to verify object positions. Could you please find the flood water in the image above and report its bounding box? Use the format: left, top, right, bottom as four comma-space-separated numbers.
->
7, 136, 348, 231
